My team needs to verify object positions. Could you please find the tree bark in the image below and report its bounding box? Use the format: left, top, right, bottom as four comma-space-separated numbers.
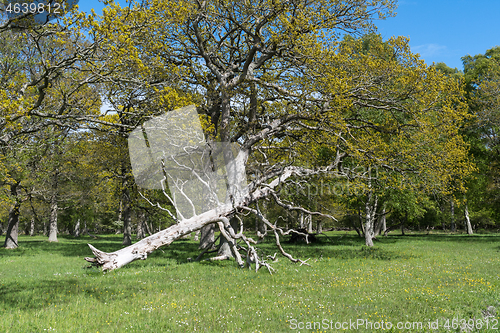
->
30, 216, 36, 236
4, 203, 20, 249
351, 215, 362, 237
136, 211, 147, 240
381, 207, 387, 235
74, 218, 81, 237
465, 202, 473, 235
199, 224, 215, 250
374, 206, 386, 236
4, 182, 21, 248
48, 193, 59, 242
364, 193, 377, 247
217, 217, 239, 258
299, 211, 305, 229
316, 220, 322, 234
122, 194, 132, 245
306, 215, 313, 233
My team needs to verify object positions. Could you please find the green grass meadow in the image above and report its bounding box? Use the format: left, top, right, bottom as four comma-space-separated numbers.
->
1, 232, 499, 332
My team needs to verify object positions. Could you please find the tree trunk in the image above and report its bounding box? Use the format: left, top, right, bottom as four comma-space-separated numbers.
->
450, 199, 456, 232
30, 216, 36, 236
48, 193, 59, 242
74, 218, 81, 237
83, 219, 88, 235
199, 224, 215, 250
316, 220, 322, 234
120, 163, 132, 245
217, 236, 232, 258
217, 217, 240, 257
122, 195, 132, 245
136, 211, 147, 240
374, 206, 386, 236
351, 215, 362, 237
364, 193, 377, 247
306, 215, 313, 233
4, 201, 21, 249
4, 182, 21, 248
465, 202, 473, 235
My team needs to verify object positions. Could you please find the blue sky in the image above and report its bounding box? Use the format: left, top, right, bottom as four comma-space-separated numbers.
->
376, 0, 500, 70
78, 0, 500, 71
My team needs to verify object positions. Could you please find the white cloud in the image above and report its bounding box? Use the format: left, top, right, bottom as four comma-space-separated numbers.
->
412, 43, 448, 57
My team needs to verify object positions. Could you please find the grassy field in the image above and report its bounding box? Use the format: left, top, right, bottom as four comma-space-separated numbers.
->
1, 231, 499, 332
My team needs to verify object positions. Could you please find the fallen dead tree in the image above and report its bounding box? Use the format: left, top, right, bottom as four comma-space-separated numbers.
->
84, 105, 337, 272
84, 165, 332, 272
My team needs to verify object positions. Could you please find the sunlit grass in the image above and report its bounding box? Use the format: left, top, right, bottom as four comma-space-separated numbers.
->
1, 232, 499, 332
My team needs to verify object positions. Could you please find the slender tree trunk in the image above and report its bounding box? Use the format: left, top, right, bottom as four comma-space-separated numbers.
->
122, 192, 132, 245
4, 203, 21, 249
48, 193, 59, 242
350, 215, 362, 237
199, 224, 215, 250
375, 206, 386, 236
316, 220, 322, 234
82, 219, 88, 235
4, 182, 21, 248
74, 218, 81, 237
121, 162, 133, 245
136, 211, 146, 240
465, 202, 473, 235
144, 218, 153, 236
364, 193, 377, 247
450, 199, 456, 232
306, 215, 313, 233
30, 216, 36, 236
